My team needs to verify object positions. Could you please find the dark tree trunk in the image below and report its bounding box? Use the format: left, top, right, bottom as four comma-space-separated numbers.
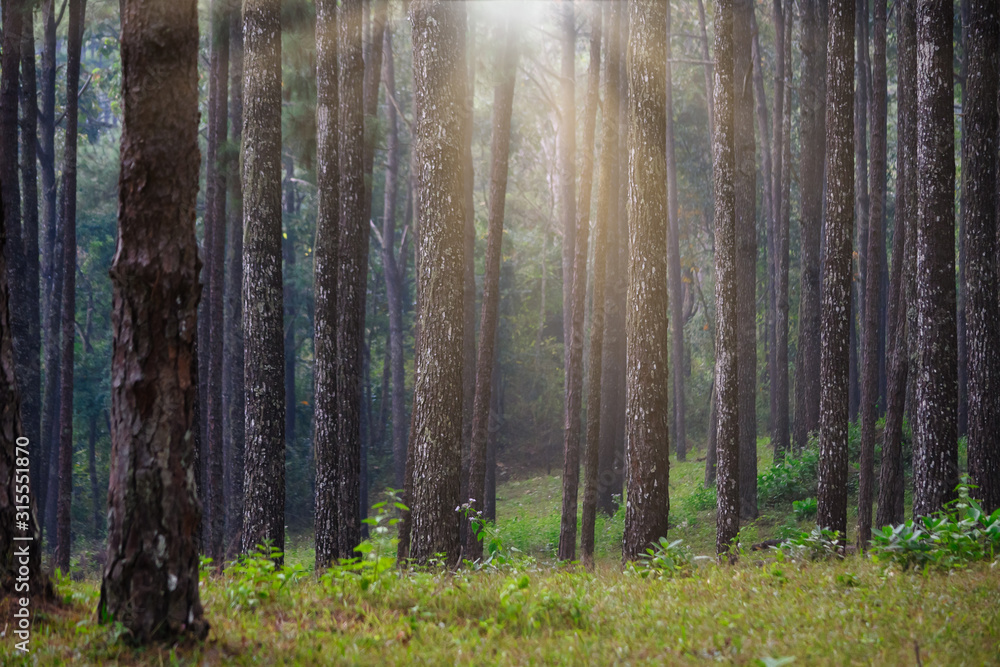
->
859, 0, 887, 549
877, 0, 916, 528
581, 0, 619, 569
853, 0, 870, 387
405, 0, 465, 565
712, 0, 740, 558
696, 0, 715, 138
283, 157, 296, 459
466, 20, 518, 562
793, 0, 827, 453
665, 0, 685, 463
734, 0, 757, 522
817, 0, 854, 543
559, 0, 576, 387
98, 0, 208, 642
460, 8, 476, 516
313, 0, 340, 569
623, 0, 670, 562
223, 4, 245, 557
241, 0, 285, 559
957, 0, 970, 441
204, 0, 229, 564
705, 380, 718, 485
913, 0, 957, 518
56, 0, 86, 575
559, 6, 600, 563
483, 361, 501, 524
964, 0, 1000, 514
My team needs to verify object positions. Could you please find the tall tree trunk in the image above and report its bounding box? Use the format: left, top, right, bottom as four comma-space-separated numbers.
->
581, 0, 619, 569
858, 0, 886, 549
623, 0, 670, 562
313, 0, 340, 570
817, 0, 855, 543
793, 0, 827, 452
772, 0, 792, 459
282, 156, 296, 459
223, 3, 245, 557
460, 7, 476, 518
56, 0, 86, 575
956, 0, 969, 441
913, 0, 957, 517
19, 5, 42, 495
712, 0, 740, 559
241, 0, 285, 559
466, 20, 518, 563
405, 0, 465, 565
98, 0, 208, 642
559, 6, 601, 563
665, 0, 685, 462
204, 0, 229, 564
964, 0, 1000, 514
381, 28, 407, 491
696, 0, 715, 138
87, 412, 99, 538
734, 0, 757, 522
559, 1, 576, 390
854, 0, 870, 362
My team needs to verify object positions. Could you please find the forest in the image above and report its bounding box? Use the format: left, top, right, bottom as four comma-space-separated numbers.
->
1, 0, 999, 663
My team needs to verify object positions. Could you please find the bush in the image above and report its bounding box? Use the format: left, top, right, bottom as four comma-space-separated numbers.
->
779, 527, 843, 561
792, 497, 818, 520
630, 537, 700, 578
757, 447, 819, 507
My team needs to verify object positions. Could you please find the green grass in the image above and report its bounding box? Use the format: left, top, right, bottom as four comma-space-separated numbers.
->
4, 444, 998, 665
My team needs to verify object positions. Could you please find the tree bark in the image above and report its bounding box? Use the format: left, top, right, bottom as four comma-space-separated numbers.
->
964, 0, 1000, 514
859, 0, 886, 549
559, 1, 576, 390
466, 20, 518, 562
913, 0, 957, 518
776, 0, 793, 459
559, 6, 600, 563
793, 0, 827, 453
581, 0, 619, 569
241, 0, 285, 559
734, 0, 757, 522
406, 0, 465, 565
817, 0, 854, 543
623, 0, 670, 563
460, 7, 476, 516
98, 0, 208, 641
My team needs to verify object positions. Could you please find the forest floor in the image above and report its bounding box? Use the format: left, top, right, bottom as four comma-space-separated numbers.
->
4, 444, 999, 665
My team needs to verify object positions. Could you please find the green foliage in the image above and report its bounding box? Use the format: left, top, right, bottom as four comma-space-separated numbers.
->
792, 497, 818, 520
631, 537, 698, 579
225, 542, 307, 611
757, 446, 820, 507
779, 527, 843, 561
683, 484, 718, 513
495, 574, 589, 634
871, 482, 1000, 571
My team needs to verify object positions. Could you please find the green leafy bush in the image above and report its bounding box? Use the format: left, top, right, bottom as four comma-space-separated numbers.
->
792, 497, 818, 520
631, 537, 699, 578
757, 447, 819, 507
779, 527, 842, 561
225, 542, 307, 610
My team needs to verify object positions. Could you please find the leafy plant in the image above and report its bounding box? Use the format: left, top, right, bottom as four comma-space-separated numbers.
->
225, 542, 306, 611
631, 537, 697, 578
780, 527, 842, 561
321, 491, 406, 594
792, 497, 818, 520
757, 447, 819, 507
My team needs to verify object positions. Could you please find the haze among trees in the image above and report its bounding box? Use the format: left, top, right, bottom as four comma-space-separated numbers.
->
1, 0, 999, 661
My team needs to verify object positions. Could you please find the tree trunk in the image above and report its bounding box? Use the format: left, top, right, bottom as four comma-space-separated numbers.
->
956, 0, 970, 441
666, 0, 686, 463
913, 0, 957, 518
581, 0, 619, 569
559, 6, 601, 563
241, 0, 285, 559
87, 413, 99, 538
460, 8, 476, 518
793, 0, 827, 453
854, 0, 870, 368
817, 0, 854, 543
466, 20, 518, 562
964, 0, 1000, 514
859, 0, 886, 549
623, 0, 670, 562
559, 1, 576, 390
283, 156, 296, 461
98, 0, 208, 641
776, 0, 793, 458
204, 0, 229, 564
56, 0, 86, 575
734, 0, 757, 522
696, 0, 715, 139
223, 3, 245, 557
405, 0, 466, 565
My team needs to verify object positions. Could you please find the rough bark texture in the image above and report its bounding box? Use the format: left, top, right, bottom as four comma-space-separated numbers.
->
314, 0, 340, 570
913, 0, 957, 518
466, 21, 518, 562
734, 0, 758, 521
223, 5, 245, 556
858, 0, 886, 549
623, 0, 670, 563
767, 0, 783, 460
965, 0, 1000, 514
559, 1, 576, 383
773, 0, 792, 459
712, 0, 740, 558
204, 0, 230, 564
817, 0, 854, 543
241, 0, 285, 558
56, 0, 86, 574
665, 0, 685, 463
581, 0, 618, 569
98, 0, 208, 642
559, 7, 600, 563
793, 0, 827, 452
335, 0, 367, 563
406, 0, 465, 565
460, 7, 476, 517
697, 0, 716, 138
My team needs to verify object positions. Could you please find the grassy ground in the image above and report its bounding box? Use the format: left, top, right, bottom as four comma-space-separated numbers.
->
3, 446, 998, 665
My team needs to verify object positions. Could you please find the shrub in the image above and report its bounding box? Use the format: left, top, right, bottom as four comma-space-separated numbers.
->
757, 447, 819, 507
779, 527, 842, 561
792, 497, 818, 520
631, 537, 699, 578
